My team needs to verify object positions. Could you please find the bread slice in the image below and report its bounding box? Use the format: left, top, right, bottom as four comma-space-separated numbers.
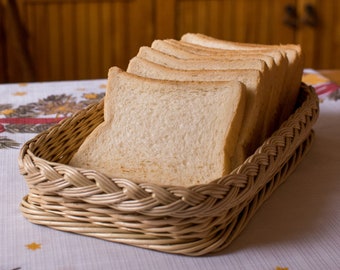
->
69, 66, 246, 186
127, 57, 270, 167
136, 46, 274, 71
180, 33, 303, 123
151, 39, 288, 135
136, 45, 286, 136
151, 39, 287, 68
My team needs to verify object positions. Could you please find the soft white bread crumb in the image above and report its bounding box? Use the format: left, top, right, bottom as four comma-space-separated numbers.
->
69, 66, 246, 186
127, 56, 271, 166
130, 49, 282, 138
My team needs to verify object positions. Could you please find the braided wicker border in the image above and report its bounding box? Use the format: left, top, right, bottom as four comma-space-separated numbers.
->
19, 83, 319, 256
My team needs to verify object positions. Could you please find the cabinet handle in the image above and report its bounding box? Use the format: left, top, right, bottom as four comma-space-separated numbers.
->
302, 4, 318, 27
283, 4, 298, 29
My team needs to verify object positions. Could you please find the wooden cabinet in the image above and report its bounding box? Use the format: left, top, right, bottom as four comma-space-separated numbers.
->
0, 1, 5, 83
2, 0, 155, 82
156, 0, 295, 45
157, 0, 340, 69
1, 0, 339, 83
296, 0, 340, 69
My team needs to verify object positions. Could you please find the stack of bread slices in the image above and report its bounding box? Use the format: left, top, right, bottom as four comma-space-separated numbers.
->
69, 33, 303, 187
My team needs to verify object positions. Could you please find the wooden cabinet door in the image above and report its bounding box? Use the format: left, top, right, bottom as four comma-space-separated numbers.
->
0, 1, 6, 82
156, 0, 340, 69
12, 0, 154, 82
296, 0, 340, 68
3, 0, 340, 83
155, 0, 296, 45
2, 0, 35, 83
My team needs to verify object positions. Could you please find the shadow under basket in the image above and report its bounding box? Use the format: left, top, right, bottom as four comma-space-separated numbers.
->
19, 83, 319, 256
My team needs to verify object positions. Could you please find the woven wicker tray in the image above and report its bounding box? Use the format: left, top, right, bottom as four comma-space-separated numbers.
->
19, 83, 319, 256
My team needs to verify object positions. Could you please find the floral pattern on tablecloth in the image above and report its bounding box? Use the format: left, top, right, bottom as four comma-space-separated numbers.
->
0, 80, 106, 149
302, 69, 340, 101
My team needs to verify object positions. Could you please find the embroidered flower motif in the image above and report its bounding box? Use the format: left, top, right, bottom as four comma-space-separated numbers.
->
0, 136, 20, 149
302, 73, 329, 85
7, 103, 38, 118
0, 92, 105, 138
328, 88, 340, 101
79, 92, 105, 107
5, 123, 55, 133
35, 94, 81, 117
1, 108, 15, 116
0, 104, 14, 116
26, 242, 41, 251
84, 93, 99, 99
13, 91, 27, 96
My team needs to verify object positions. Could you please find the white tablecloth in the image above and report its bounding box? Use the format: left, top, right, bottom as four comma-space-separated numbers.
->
1, 74, 339, 270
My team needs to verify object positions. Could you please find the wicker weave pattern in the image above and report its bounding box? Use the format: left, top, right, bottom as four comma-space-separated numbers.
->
19, 84, 319, 256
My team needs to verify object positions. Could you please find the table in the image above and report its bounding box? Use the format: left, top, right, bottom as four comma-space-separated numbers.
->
1, 71, 339, 270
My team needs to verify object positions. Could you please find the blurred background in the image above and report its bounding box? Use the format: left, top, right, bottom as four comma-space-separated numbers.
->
1, 0, 339, 83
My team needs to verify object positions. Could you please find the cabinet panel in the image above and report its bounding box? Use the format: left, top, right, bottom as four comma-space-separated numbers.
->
156, 0, 340, 69
2, 0, 35, 82
297, 0, 340, 68
2, 0, 340, 83
12, 0, 154, 82
156, 0, 296, 45
0, 2, 6, 82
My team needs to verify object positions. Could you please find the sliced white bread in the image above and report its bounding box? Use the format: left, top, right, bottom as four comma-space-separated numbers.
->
151, 39, 287, 68
151, 39, 288, 135
180, 33, 303, 123
127, 57, 270, 167
69, 66, 246, 186
136, 45, 285, 136
137, 46, 273, 71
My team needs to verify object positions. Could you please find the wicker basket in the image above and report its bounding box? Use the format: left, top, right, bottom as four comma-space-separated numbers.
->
19, 83, 319, 256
